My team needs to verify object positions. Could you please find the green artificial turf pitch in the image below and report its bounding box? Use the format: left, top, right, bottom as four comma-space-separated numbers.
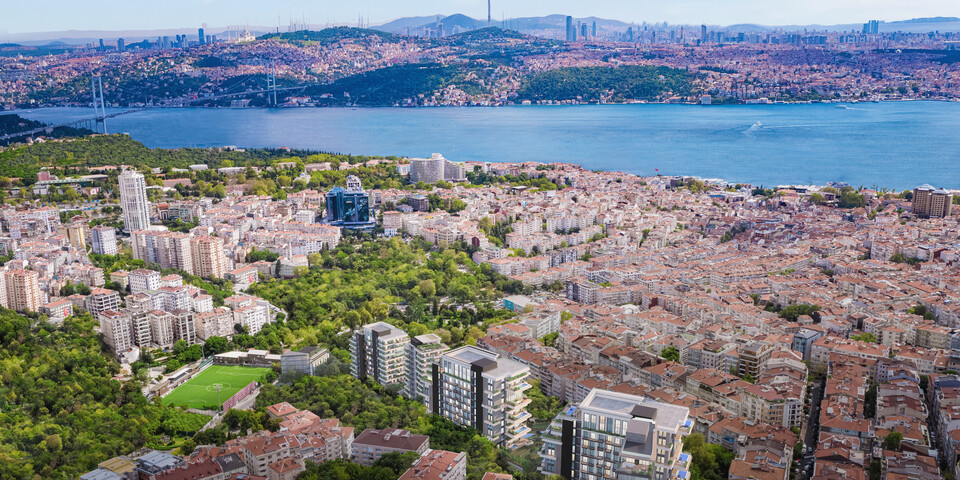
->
162, 365, 270, 409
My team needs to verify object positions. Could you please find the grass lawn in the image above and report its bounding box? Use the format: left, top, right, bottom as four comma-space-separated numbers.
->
162, 365, 270, 409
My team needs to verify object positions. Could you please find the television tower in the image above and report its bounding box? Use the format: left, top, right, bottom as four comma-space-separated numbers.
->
487, 0, 491, 26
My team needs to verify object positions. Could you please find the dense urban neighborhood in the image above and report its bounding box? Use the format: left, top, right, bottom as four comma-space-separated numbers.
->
0, 130, 959, 480
3, 17, 960, 111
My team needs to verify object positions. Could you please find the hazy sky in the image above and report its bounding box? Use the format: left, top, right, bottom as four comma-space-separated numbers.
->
2, 0, 958, 33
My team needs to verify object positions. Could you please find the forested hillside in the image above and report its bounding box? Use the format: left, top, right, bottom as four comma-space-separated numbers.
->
0, 311, 206, 479
517, 66, 696, 102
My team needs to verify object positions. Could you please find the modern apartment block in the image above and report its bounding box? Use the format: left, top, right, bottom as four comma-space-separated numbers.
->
432, 346, 532, 448
190, 235, 227, 279
129, 268, 162, 294
540, 389, 693, 480
90, 225, 118, 255
350, 321, 410, 388
913, 184, 953, 218
3, 269, 42, 312
405, 333, 449, 407
409, 153, 466, 183
119, 169, 151, 233
65, 222, 86, 249
131, 230, 194, 274
100, 310, 134, 356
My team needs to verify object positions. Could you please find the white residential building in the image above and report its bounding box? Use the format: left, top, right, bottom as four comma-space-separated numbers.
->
119, 169, 150, 233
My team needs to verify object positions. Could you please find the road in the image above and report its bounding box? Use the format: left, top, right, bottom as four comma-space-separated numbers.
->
798, 376, 825, 479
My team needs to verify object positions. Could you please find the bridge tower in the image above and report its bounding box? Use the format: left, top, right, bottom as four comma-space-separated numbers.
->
266, 62, 279, 106
91, 76, 107, 133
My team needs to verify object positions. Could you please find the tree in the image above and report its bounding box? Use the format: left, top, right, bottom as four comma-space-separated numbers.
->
838, 190, 865, 209
343, 311, 362, 330
808, 193, 825, 205
851, 333, 877, 343
883, 431, 902, 451
683, 433, 734, 480
418, 279, 436, 298
204, 336, 229, 355
372, 451, 419, 474
661, 346, 681, 363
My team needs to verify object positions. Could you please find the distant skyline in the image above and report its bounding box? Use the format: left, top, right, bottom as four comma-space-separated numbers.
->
2, 0, 958, 35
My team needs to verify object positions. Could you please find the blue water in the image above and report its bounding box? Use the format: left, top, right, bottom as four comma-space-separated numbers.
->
14, 102, 960, 189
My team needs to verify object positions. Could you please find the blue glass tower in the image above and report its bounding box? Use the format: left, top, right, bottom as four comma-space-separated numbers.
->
325, 175, 376, 231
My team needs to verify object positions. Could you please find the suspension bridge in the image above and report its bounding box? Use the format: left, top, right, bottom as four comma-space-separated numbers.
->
0, 69, 305, 143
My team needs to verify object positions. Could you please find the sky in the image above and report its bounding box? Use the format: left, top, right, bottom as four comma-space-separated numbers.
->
1, 0, 958, 34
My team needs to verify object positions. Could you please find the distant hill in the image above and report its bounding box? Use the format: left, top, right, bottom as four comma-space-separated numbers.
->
447, 27, 525, 42
374, 15, 446, 33
890, 16, 960, 24
259, 27, 399, 45
723, 24, 771, 32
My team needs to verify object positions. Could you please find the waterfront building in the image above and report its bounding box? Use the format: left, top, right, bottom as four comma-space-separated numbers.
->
119, 169, 151, 233
539, 388, 693, 480
913, 184, 953, 218
432, 346, 531, 448
409, 154, 466, 183
91, 225, 118, 255
350, 321, 410, 388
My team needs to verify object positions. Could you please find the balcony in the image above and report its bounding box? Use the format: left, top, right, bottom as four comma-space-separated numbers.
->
510, 411, 532, 423
676, 453, 691, 470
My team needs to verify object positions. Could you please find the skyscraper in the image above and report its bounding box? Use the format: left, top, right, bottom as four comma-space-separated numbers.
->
592, 21, 597, 38
565, 16, 574, 42
198, 27, 205, 44
119, 169, 150, 233
117, 38, 125, 52
580, 23, 587, 40
702, 24, 708, 43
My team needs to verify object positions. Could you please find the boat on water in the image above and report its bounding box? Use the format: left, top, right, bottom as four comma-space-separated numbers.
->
836, 105, 850, 109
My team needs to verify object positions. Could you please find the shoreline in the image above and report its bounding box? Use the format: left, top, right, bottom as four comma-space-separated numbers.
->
5, 98, 960, 113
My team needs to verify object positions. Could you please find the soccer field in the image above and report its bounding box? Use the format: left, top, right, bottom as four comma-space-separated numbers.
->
162, 365, 270, 409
